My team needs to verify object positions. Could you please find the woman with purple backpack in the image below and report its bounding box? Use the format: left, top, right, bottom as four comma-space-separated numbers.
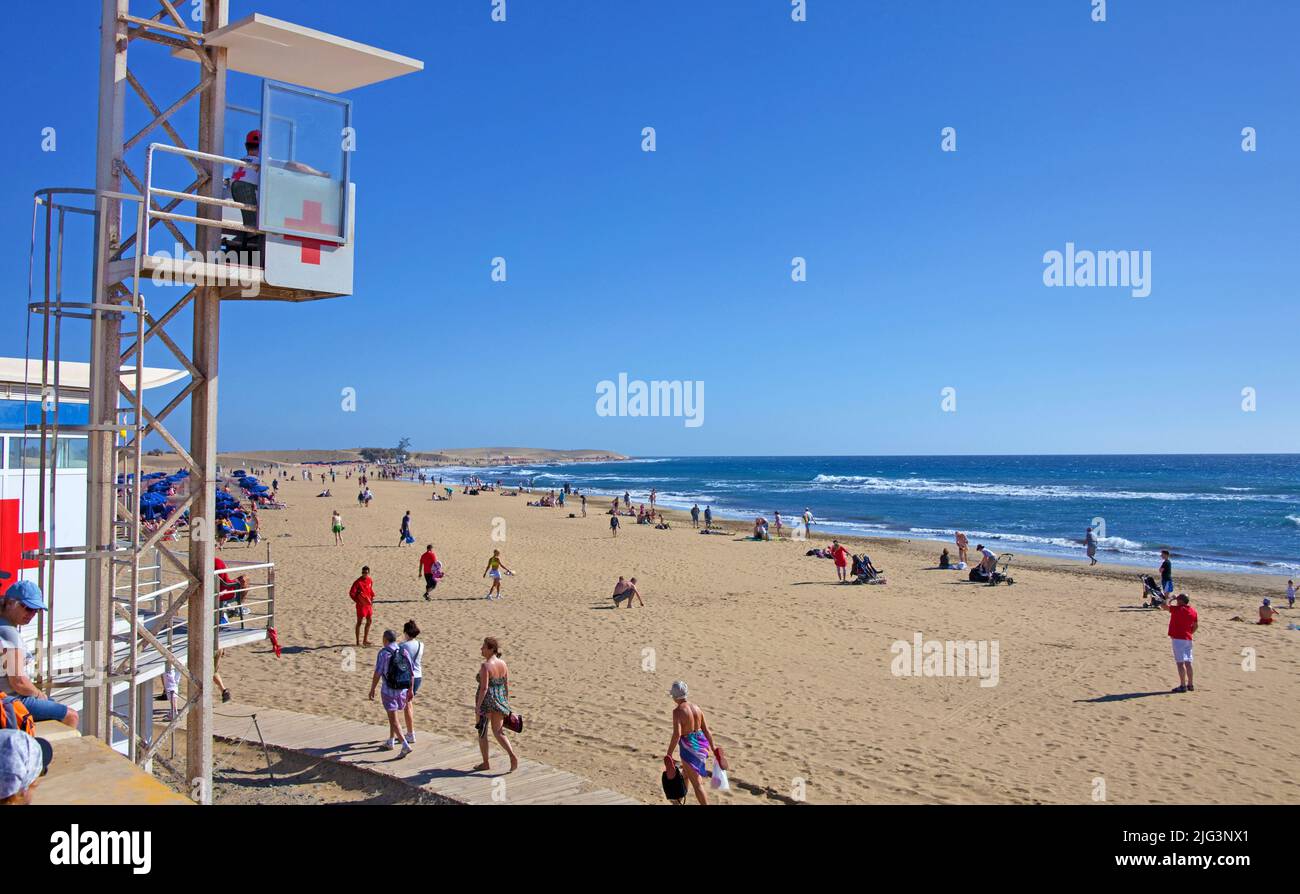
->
369, 629, 415, 755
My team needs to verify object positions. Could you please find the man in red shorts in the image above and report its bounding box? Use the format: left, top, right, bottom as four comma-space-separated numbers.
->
418, 545, 439, 600
350, 565, 375, 647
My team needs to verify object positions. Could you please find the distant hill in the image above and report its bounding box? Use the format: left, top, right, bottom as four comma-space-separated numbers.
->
143, 446, 629, 470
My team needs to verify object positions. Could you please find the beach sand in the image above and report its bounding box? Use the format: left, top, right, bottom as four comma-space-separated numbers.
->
207, 472, 1299, 804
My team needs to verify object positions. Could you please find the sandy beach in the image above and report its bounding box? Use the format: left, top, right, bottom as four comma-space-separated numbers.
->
206, 469, 1299, 805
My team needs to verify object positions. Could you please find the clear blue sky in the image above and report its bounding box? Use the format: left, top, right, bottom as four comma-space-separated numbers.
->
3, 0, 1297, 456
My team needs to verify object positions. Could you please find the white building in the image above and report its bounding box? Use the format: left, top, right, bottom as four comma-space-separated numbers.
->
0, 358, 193, 754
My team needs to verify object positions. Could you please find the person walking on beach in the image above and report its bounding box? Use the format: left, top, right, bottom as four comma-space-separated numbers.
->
1085, 525, 1098, 566
650, 489, 657, 512
350, 566, 375, 646
1158, 550, 1174, 599
612, 576, 644, 608
419, 544, 439, 599
623, 491, 631, 509
954, 530, 968, 566
831, 540, 850, 582
1163, 593, 1198, 693
581, 494, 587, 517
1287, 580, 1296, 609
398, 510, 412, 547
482, 549, 511, 600
773, 511, 783, 540
664, 680, 722, 806
369, 630, 414, 754
803, 508, 813, 539
610, 514, 620, 537
473, 636, 519, 773
401, 620, 424, 742
690, 504, 700, 528
703, 505, 712, 529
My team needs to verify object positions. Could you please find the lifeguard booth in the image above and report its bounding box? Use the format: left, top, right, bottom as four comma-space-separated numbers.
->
25, 1, 422, 801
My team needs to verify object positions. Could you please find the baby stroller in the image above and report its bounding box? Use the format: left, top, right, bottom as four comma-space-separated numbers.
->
969, 554, 1015, 586
1140, 574, 1166, 608
851, 554, 885, 584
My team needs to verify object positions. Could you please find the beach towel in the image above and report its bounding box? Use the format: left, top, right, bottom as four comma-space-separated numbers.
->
678, 730, 712, 779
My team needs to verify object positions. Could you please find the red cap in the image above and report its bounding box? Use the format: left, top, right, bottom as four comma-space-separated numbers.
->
245, 129, 261, 147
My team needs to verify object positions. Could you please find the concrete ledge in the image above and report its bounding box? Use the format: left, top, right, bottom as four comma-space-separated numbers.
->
37, 735, 192, 805
34, 720, 82, 743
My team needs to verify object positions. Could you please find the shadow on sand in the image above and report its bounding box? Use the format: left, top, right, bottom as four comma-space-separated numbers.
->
1074, 691, 1177, 704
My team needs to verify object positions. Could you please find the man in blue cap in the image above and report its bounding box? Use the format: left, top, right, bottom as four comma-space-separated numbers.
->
0, 581, 79, 728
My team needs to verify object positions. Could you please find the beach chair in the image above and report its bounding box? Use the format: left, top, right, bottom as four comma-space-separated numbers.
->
225, 511, 253, 544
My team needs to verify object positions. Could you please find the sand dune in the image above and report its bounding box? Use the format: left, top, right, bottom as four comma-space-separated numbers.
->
213, 473, 1299, 804
146, 447, 629, 470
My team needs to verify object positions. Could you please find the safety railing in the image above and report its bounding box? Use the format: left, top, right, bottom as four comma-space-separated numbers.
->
142, 142, 259, 261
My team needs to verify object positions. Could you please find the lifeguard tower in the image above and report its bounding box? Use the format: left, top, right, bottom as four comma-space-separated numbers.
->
23, 1, 421, 802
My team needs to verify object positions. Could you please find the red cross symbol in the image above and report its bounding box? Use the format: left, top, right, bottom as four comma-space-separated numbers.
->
283, 200, 338, 265
0, 499, 41, 585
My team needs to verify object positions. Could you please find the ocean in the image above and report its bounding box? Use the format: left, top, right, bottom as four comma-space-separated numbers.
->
418, 454, 1300, 576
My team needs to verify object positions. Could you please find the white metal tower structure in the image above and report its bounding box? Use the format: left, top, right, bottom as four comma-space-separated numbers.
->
25, 0, 421, 803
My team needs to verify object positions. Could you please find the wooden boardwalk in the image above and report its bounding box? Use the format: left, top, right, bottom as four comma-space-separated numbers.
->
212, 704, 642, 805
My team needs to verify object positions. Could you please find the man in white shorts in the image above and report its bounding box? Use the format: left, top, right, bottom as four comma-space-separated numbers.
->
1163, 593, 1198, 693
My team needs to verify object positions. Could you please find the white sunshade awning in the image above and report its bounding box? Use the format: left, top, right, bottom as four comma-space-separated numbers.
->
173, 13, 424, 94
0, 358, 186, 393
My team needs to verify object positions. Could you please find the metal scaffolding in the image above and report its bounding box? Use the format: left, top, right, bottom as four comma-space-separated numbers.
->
77, 0, 230, 801
23, 0, 419, 805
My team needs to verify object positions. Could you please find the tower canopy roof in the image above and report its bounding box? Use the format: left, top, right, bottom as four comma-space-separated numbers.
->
175, 13, 424, 94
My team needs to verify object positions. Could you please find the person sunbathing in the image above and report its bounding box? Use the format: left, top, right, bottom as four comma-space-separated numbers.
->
1258, 599, 1279, 625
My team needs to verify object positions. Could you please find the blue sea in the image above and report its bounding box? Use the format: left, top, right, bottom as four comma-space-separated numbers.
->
420, 455, 1300, 576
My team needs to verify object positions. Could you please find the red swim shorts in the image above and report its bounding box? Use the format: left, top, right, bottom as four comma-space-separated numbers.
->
355, 602, 373, 619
